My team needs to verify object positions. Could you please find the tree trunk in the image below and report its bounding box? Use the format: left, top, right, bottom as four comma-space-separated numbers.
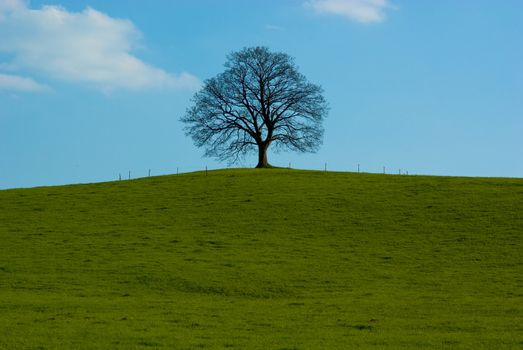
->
255, 143, 269, 168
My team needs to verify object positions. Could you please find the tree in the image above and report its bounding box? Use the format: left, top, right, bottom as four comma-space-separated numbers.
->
181, 46, 328, 168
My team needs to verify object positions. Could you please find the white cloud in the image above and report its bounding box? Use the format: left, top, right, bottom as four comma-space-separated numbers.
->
305, 0, 391, 23
0, 0, 200, 91
265, 24, 284, 31
0, 0, 25, 18
0, 73, 48, 92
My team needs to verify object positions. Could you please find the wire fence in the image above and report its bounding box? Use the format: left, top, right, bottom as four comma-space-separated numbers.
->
117, 164, 413, 181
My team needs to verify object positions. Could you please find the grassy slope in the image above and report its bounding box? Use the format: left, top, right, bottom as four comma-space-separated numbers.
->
0, 169, 522, 349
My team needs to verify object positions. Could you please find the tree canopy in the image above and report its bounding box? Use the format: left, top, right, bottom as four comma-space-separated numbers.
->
182, 46, 328, 168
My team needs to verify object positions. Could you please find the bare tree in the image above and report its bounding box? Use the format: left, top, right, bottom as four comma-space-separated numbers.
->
181, 47, 328, 168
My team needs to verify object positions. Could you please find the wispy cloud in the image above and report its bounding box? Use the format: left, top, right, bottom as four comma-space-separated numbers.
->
0, 73, 49, 92
265, 24, 284, 31
0, 0, 199, 91
305, 0, 392, 23
0, 0, 25, 18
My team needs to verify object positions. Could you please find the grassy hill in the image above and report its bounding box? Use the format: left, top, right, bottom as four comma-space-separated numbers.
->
0, 169, 522, 349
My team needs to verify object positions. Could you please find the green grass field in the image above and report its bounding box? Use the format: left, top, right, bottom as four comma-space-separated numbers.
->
1, 169, 522, 349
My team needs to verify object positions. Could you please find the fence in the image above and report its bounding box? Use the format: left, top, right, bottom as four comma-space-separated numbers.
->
117, 164, 413, 181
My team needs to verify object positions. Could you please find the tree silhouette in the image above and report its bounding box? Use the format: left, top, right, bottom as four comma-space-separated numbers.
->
182, 47, 328, 168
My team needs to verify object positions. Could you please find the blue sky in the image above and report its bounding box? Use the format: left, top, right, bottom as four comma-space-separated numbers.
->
1, 0, 522, 188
